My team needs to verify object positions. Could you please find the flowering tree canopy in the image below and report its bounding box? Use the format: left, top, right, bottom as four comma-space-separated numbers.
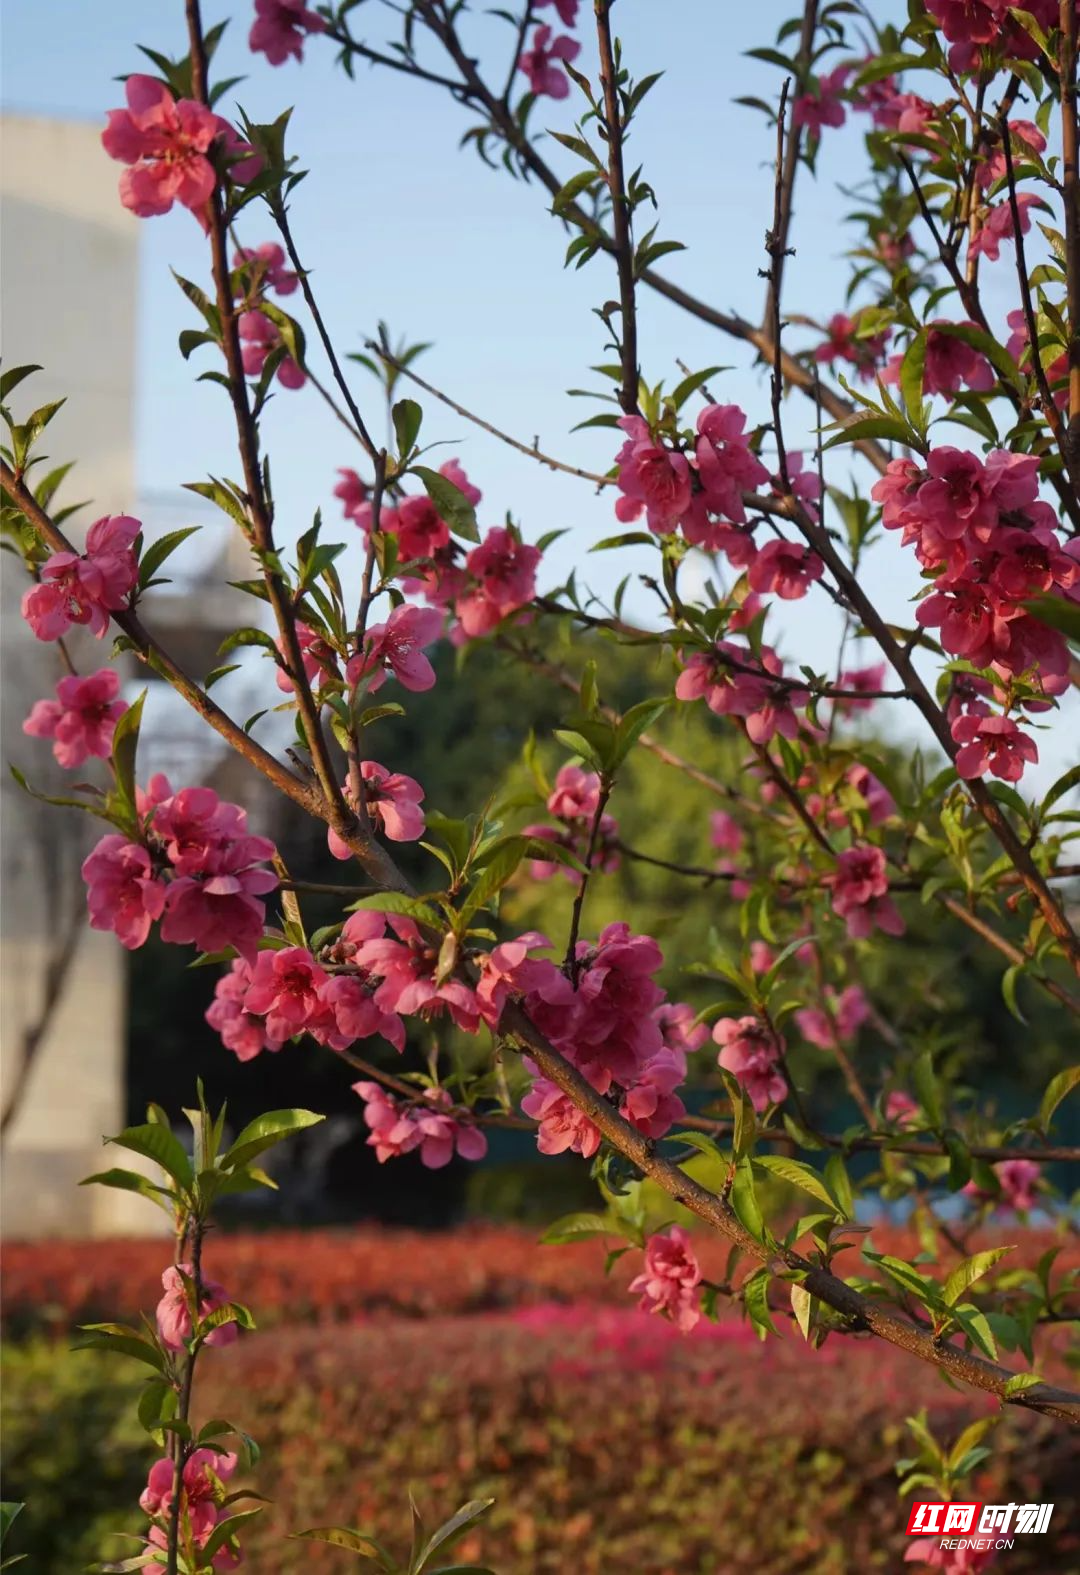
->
3, 0, 1080, 1569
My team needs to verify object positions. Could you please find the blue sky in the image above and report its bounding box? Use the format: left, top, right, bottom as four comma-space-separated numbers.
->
4, 0, 1076, 785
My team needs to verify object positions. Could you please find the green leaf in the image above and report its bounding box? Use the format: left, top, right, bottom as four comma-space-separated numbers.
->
553, 167, 599, 214
742, 1268, 778, 1339
222, 1108, 324, 1171
613, 698, 668, 766
730, 1157, 765, 1242
789, 1282, 813, 1340
106, 1120, 193, 1188
137, 526, 200, 591
943, 1246, 1015, 1307
929, 320, 1024, 394
1039, 1065, 1080, 1132
200, 1509, 264, 1562
411, 465, 479, 542
413, 1498, 494, 1574
0, 364, 41, 401
666, 1128, 730, 1167
291, 1528, 394, 1566
822, 413, 920, 452
71, 1331, 166, 1373
755, 1155, 844, 1215
538, 1211, 615, 1244
79, 1168, 174, 1209
899, 332, 928, 428
912, 1048, 944, 1131
0, 1504, 24, 1546
346, 891, 442, 928
1003, 1371, 1044, 1397
392, 398, 423, 458
1025, 594, 1080, 646
109, 690, 147, 817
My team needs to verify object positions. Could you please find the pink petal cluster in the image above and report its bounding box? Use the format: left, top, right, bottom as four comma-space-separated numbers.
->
833, 662, 888, 714
82, 776, 278, 959
713, 1015, 788, 1112
885, 1090, 920, 1128
873, 444, 1073, 780
884, 321, 993, 397
676, 641, 809, 745
747, 538, 824, 601
23, 668, 128, 768
814, 313, 891, 382
233, 239, 298, 295
628, 1227, 702, 1333
275, 620, 341, 695
795, 985, 870, 1049
925, 0, 1056, 73
349, 913, 481, 1031
951, 711, 1038, 782
141, 1448, 239, 1569
828, 845, 905, 941
964, 1158, 1041, 1214
326, 760, 425, 858
613, 405, 770, 561
347, 603, 443, 693
518, 25, 580, 99
523, 764, 620, 884
249, 0, 326, 65
237, 308, 305, 389
455, 527, 541, 637
22, 514, 140, 641
1007, 308, 1069, 407
969, 192, 1038, 262
504, 926, 689, 1154
352, 1081, 488, 1168
101, 76, 257, 226
791, 65, 850, 135
155, 1261, 238, 1350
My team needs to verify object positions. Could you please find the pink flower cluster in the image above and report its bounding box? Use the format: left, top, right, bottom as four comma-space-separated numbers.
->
713, 1015, 788, 1112
102, 76, 259, 225
236, 239, 304, 389
814, 313, 891, 383
874, 445, 1075, 781
926, 0, 1057, 73
141, 1449, 240, 1570
506, 926, 694, 1156
82, 775, 278, 957
275, 620, 340, 696
347, 602, 443, 694
155, 1262, 238, 1350
794, 984, 870, 1049
326, 760, 425, 859
22, 514, 140, 641
352, 1082, 488, 1168
828, 845, 904, 941
523, 764, 620, 884
249, 0, 326, 65
614, 406, 772, 563
964, 1157, 1041, 1214
23, 668, 128, 768
628, 1226, 702, 1332
792, 64, 850, 135
206, 912, 405, 1061
676, 640, 810, 746
883, 321, 993, 398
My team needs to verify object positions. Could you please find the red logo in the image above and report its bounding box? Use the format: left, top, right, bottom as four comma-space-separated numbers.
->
906, 1502, 980, 1536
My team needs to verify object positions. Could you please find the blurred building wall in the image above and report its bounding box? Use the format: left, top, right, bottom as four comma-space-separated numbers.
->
0, 114, 156, 1235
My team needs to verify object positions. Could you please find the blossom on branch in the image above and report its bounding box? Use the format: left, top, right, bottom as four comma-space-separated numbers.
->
23, 668, 128, 768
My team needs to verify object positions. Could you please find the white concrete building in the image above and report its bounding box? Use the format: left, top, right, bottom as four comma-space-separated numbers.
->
0, 114, 146, 1235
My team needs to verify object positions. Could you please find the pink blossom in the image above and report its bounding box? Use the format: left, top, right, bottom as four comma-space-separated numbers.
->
535, 0, 579, 23
142, 1447, 238, 1561
437, 458, 482, 507
675, 644, 768, 720
791, 65, 850, 135
628, 1227, 702, 1332
773, 451, 822, 519
155, 1262, 238, 1350
456, 527, 541, 637
334, 467, 368, 522
952, 711, 1038, 781
237, 308, 305, 389
885, 1091, 920, 1128
814, 313, 890, 381
921, 321, 994, 395
275, 620, 340, 694
521, 1069, 603, 1158
352, 1082, 488, 1168
102, 76, 221, 220
994, 1158, 1041, 1212
976, 119, 1046, 188
1006, 308, 1069, 404
206, 958, 270, 1061
621, 1049, 687, 1139
547, 764, 604, 821
828, 845, 905, 940
348, 603, 443, 693
713, 1015, 788, 1112
327, 760, 425, 858
926, 0, 1056, 72
833, 662, 887, 714
654, 1001, 709, 1056
614, 416, 693, 533
694, 403, 769, 525
22, 514, 140, 641
351, 915, 480, 1031
242, 946, 327, 1044
969, 193, 1039, 262
795, 985, 869, 1049
233, 239, 298, 294
518, 24, 580, 99
710, 811, 743, 855
82, 835, 166, 950
249, 0, 326, 65
23, 668, 127, 768
847, 764, 897, 825
747, 539, 824, 601
905, 1538, 996, 1573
